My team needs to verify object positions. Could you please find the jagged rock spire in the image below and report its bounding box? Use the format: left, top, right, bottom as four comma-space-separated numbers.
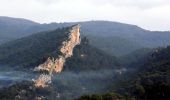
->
33, 25, 81, 88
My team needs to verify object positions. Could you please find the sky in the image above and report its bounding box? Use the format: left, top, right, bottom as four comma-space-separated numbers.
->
0, 0, 170, 31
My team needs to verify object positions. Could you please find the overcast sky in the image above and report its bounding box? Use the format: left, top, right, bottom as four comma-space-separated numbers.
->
0, 0, 170, 31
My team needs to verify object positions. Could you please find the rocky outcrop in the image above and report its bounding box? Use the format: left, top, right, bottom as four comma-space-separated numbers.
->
33, 25, 81, 88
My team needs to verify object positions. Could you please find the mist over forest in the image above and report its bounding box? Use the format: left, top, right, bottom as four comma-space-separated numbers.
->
0, 16, 170, 100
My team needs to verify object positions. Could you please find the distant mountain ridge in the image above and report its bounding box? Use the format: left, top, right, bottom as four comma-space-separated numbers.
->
0, 16, 39, 25
0, 16, 40, 44
0, 16, 170, 56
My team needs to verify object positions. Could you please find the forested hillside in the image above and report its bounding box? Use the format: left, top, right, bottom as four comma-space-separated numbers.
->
132, 46, 170, 100
1, 17, 170, 56
0, 26, 119, 72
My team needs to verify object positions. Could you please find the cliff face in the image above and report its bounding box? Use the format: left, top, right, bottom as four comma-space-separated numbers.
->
33, 25, 81, 88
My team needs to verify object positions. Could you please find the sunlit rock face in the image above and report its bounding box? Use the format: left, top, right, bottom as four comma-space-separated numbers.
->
60, 25, 81, 58
34, 74, 51, 88
33, 25, 81, 88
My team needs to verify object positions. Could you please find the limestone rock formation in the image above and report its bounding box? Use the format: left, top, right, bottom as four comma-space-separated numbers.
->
33, 24, 81, 88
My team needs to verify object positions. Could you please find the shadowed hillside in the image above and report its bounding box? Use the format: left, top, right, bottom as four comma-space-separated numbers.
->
0, 26, 119, 72
77, 46, 170, 100
1, 17, 170, 56
0, 25, 120, 100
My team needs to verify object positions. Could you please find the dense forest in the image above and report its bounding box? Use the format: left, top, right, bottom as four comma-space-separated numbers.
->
1, 45, 170, 100
0, 17, 170, 100
0, 27, 119, 72
1, 17, 170, 57
77, 46, 170, 100
0, 25, 120, 100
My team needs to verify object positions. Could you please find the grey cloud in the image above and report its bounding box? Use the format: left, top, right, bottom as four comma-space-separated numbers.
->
86, 0, 170, 9
0, 0, 170, 31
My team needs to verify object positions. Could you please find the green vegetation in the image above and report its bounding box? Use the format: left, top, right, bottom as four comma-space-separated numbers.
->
64, 37, 119, 72
0, 26, 119, 72
88, 36, 143, 57
0, 27, 70, 68
0, 17, 170, 100
119, 46, 170, 100
0, 81, 54, 100
76, 93, 124, 100
119, 48, 152, 67
1, 17, 170, 57
130, 46, 170, 100
77, 46, 170, 100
